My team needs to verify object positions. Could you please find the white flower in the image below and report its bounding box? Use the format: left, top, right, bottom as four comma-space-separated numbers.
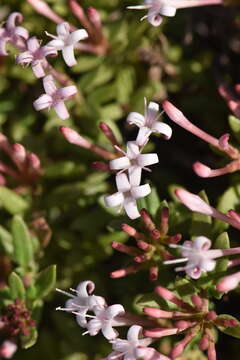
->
46, 22, 88, 66
84, 304, 125, 340
108, 325, 169, 360
164, 236, 224, 279
127, 1, 177, 27
104, 173, 151, 219
109, 141, 159, 186
127, 99, 172, 146
56, 280, 106, 327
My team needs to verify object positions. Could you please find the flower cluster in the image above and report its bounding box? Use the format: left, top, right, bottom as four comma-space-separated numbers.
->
57, 280, 169, 360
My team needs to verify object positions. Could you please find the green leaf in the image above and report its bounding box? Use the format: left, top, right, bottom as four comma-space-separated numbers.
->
21, 327, 38, 349
34, 265, 56, 298
116, 66, 135, 104
229, 115, 240, 142
11, 216, 34, 268
8, 272, 25, 299
215, 185, 240, 232
214, 232, 230, 272
0, 225, 13, 255
190, 191, 212, 237
0, 186, 28, 214
217, 315, 240, 339
134, 293, 164, 313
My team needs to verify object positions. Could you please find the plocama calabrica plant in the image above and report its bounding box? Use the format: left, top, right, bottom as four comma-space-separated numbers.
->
0, 0, 240, 359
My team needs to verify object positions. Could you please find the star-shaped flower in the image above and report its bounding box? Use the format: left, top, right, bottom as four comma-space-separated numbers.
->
108, 325, 170, 360
109, 141, 159, 186
33, 75, 77, 120
56, 280, 106, 327
84, 304, 125, 340
104, 173, 151, 219
0, 12, 29, 55
46, 22, 88, 66
16, 37, 57, 78
127, 99, 172, 147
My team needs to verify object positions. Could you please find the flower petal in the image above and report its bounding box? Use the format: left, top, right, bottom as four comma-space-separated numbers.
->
33, 94, 53, 111
16, 51, 33, 66
87, 318, 102, 336
123, 197, 140, 219
160, 5, 177, 17
76, 280, 95, 297
68, 29, 88, 45
128, 165, 142, 187
137, 153, 159, 167
147, 10, 163, 27
105, 304, 125, 319
43, 75, 57, 95
131, 184, 151, 199
116, 173, 131, 193
104, 192, 125, 208
193, 236, 212, 251
32, 61, 45, 78
14, 26, 29, 40
145, 101, 159, 126
187, 266, 202, 279
102, 322, 119, 340
127, 325, 142, 342
200, 259, 216, 272
151, 122, 172, 139
126, 141, 140, 159
47, 39, 64, 50
62, 45, 76, 67
27, 37, 40, 52
76, 308, 88, 328
57, 85, 77, 99
126, 111, 146, 127
53, 101, 69, 120
56, 22, 70, 39
136, 126, 151, 147
109, 156, 131, 170
0, 39, 8, 56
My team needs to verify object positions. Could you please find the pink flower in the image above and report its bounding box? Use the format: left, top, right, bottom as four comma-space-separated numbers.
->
216, 271, 240, 292
56, 280, 106, 327
16, 37, 57, 78
108, 325, 170, 360
164, 236, 240, 279
46, 22, 88, 66
0, 12, 29, 55
127, 0, 222, 27
33, 75, 77, 120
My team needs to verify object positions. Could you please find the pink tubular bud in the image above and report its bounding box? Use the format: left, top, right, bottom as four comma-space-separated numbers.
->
170, 334, 194, 359
168, 234, 182, 244
140, 209, 156, 232
175, 189, 240, 230
99, 122, 119, 147
160, 207, 169, 234
199, 334, 209, 351
134, 254, 148, 263
206, 311, 217, 321
91, 161, 109, 171
0, 175, 6, 185
208, 342, 217, 360
110, 265, 139, 278
12, 143, 26, 164
191, 294, 203, 310
27, 153, 41, 170
112, 241, 139, 256
155, 286, 193, 311
0, 341, 17, 359
219, 133, 230, 151
60, 126, 91, 149
151, 229, 161, 240
144, 307, 174, 319
215, 317, 238, 328
193, 162, 212, 178
143, 327, 179, 338
227, 210, 240, 223
216, 272, 240, 292
87, 7, 102, 29
27, 0, 68, 26
149, 265, 158, 281
137, 240, 151, 251
174, 320, 195, 330
121, 224, 141, 239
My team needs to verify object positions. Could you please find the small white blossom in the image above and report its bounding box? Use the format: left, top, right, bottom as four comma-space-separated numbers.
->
46, 22, 88, 66
84, 304, 125, 340
56, 280, 106, 327
109, 141, 159, 186
104, 173, 151, 219
127, 99, 172, 147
